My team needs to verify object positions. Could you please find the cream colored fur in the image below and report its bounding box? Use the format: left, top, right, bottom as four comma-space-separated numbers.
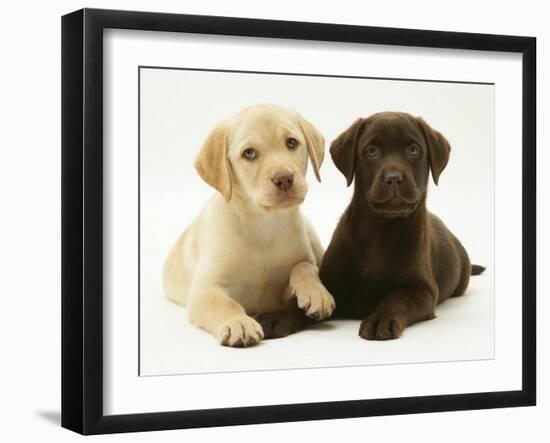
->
163, 104, 334, 347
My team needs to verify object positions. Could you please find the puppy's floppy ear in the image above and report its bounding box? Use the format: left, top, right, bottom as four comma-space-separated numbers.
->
297, 115, 325, 182
330, 118, 366, 186
194, 121, 232, 201
415, 117, 451, 185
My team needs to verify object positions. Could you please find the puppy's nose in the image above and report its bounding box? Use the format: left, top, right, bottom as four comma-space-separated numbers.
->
272, 171, 294, 191
384, 171, 404, 186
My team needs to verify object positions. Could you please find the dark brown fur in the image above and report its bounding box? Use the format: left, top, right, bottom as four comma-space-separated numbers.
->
254, 298, 314, 339
319, 112, 484, 340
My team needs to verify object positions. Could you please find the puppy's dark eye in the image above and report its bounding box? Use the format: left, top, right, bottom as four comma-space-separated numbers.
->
286, 137, 298, 150
365, 146, 378, 158
242, 148, 257, 160
408, 145, 419, 157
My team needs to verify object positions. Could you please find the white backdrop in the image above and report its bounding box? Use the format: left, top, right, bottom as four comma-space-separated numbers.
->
0, 1, 546, 442
104, 28, 519, 416
139, 67, 495, 376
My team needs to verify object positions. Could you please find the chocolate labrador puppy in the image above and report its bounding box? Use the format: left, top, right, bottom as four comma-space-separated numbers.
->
319, 112, 484, 340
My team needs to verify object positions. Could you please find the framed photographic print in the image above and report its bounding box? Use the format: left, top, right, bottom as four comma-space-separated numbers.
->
61, 8, 536, 435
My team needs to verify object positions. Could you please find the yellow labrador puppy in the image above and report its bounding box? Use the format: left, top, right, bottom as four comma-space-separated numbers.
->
163, 104, 335, 347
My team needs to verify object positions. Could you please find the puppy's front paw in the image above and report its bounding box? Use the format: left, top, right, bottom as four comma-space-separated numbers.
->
294, 283, 335, 320
254, 311, 296, 339
217, 316, 264, 347
359, 311, 405, 340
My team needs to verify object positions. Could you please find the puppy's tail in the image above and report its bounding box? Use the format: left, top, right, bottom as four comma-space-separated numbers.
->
471, 264, 486, 276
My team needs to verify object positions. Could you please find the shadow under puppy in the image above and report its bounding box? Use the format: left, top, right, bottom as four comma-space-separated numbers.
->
319, 112, 485, 340
164, 104, 335, 347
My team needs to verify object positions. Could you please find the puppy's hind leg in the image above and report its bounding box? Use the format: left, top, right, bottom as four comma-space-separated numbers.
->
450, 240, 472, 298
163, 229, 191, 306
187, 286, 264, 347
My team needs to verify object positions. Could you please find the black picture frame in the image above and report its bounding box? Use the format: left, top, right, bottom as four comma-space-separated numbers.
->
61, 8, 536, 435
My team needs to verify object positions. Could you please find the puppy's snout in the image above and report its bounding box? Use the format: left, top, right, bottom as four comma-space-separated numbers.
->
384, 171, 404, 186
272, 171, 294, 191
